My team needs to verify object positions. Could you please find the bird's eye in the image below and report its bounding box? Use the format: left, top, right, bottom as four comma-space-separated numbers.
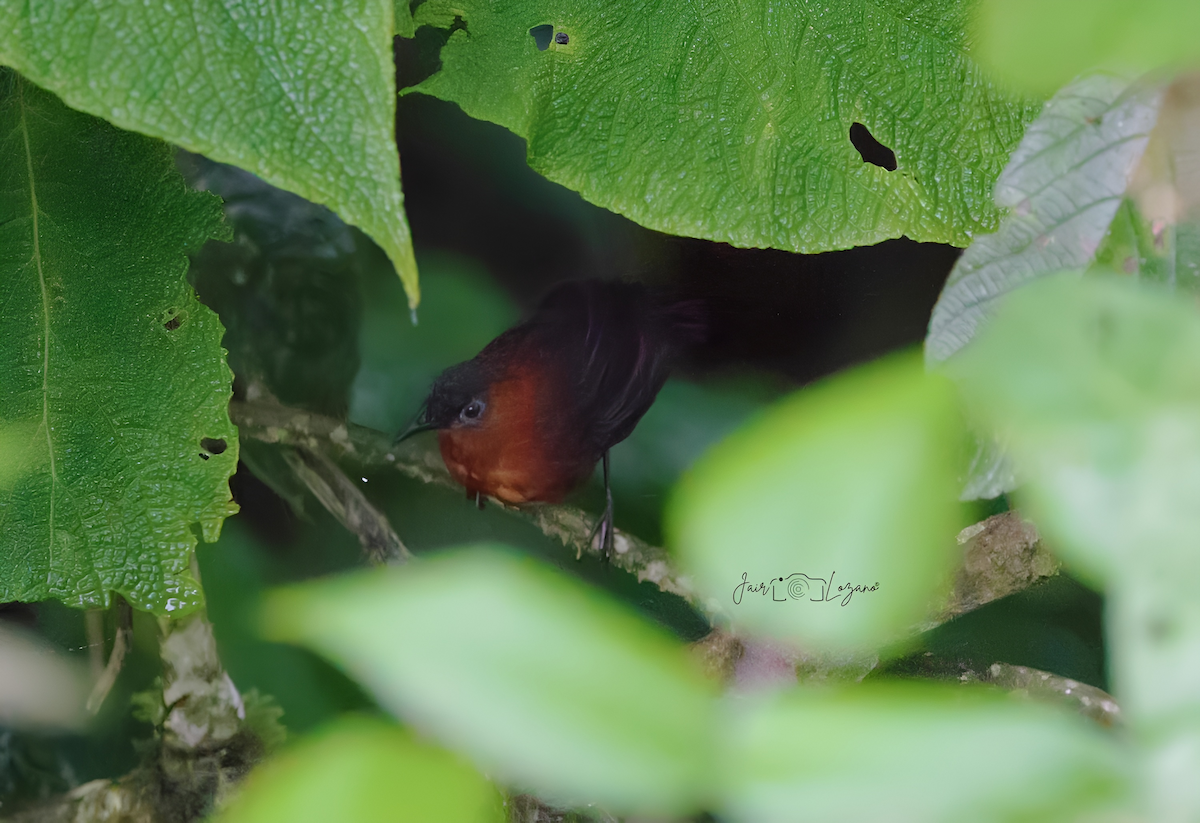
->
460, 400, 485, 421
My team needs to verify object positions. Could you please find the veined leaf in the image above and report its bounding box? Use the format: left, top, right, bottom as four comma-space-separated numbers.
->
0, 74, 237, 614
409, 0, 1039, 253
0, 0, 419, 307
926, 74, 1163, 366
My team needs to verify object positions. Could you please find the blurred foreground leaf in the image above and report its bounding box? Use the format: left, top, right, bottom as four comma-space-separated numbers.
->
950, 273, 1200, 815
950, 275, 1200, 587
215, 715, 502, 823
668, 353, 964, 653
263, 547, 718, 816
409, 0, 1037, 253
0, 623, 87, 730
0, 74, 237, 613
975, 0, 1200, 96
0, 0, 419, 305
720, 685, 1130, 822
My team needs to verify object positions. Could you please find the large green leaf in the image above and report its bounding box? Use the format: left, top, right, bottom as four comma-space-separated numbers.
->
719, 685, 1130, 822
666, 353, 964, 653
975, 0, 1200, 96
0, 74, 237, 613
214, 716, 503, 823
0, 0, 419, 307
263, 546, 718, 816
408, 0, 1038, 253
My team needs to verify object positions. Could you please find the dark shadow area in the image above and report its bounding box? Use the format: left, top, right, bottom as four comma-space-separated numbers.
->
528, 24, 553, 51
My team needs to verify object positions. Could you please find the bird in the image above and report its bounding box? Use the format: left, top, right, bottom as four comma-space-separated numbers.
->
395, 278, 704, 558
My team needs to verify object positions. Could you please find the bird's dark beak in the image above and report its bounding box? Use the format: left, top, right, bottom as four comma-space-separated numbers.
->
393, 410, 435, 444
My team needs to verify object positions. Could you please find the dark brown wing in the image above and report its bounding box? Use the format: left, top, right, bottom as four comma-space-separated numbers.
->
525, 279, 702, 455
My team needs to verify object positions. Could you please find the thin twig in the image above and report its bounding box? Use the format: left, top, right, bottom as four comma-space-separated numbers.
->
280, 444, 412, 564
86, 596, 133, 714
984, 663, 1121, 727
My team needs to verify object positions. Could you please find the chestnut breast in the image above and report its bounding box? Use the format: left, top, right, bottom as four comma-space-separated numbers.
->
437, 363, 591, 504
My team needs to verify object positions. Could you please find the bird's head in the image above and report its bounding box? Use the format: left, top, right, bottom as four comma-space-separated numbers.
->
394, 359, 492, 443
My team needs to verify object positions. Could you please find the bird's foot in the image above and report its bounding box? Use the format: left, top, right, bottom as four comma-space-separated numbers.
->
588, 496, 615, 561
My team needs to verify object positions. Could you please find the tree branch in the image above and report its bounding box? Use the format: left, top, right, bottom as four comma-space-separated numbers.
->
229, 401, 1064, 656
229, 400, 717, 619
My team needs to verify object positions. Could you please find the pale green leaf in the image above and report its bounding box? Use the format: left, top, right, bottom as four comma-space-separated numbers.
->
262, 547, 718, 816
409, 0, 1038, 253
719, 685, 1130, 822
0, 0, 419, 307
214, 716, 503, 823
926, 74, 1162, 365
0, 74, 237, 614
666, 353, 964, 653
975, 0, 1200, 96
950, 274, 1200, 728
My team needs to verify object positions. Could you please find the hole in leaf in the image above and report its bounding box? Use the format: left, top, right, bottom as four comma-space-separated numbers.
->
554, 31, 569, 45
849, 123, 897, 171
161, 307, 185, 330
200, 437, 227, 455
529, 24, 553, 51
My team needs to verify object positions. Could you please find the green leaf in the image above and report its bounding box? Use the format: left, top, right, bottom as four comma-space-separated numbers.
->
0, 74, 237, 614
0, 1, 419, 307
949, 274, 1200, 586
666, 353, 964, 653
395, 0, 416, 37
409, 0, 1038, 253
975, 0, 1200, 97
262, 547, 718, 816
214, 715, 503, 823
949, 274, 1200, 731
719, 685, 1130, 822
926, 74, 1163, 365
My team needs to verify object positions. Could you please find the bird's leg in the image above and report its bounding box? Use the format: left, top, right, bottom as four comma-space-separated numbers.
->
475, 490, 486, 511
588, 451, 615, 561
